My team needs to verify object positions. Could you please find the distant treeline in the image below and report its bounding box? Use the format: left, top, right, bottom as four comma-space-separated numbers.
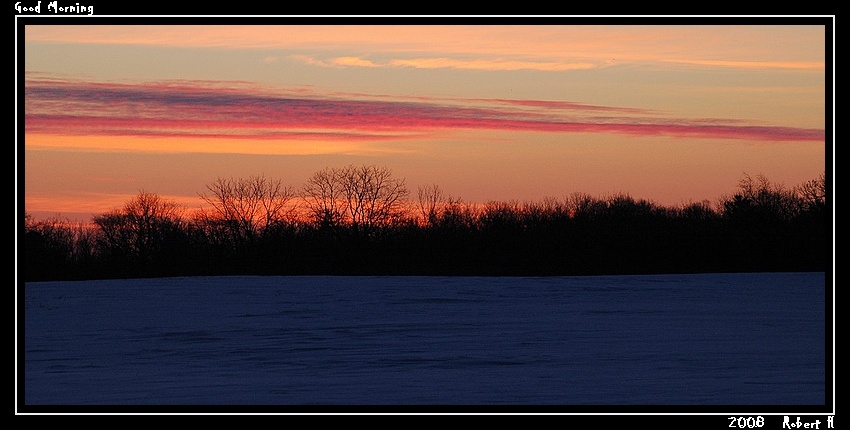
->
22, 166, 828, 281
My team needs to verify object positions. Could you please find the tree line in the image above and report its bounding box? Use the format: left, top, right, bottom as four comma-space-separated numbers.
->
22, 166, 828, 281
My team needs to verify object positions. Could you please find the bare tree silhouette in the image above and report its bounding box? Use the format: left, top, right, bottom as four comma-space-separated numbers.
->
340, 164, 409, 234
796, 172, 826, 213
417, 184, 445, 227
23, 170, 828, 280
302, 165, 409, 235
199, 175, 296, 243
92, 191, 186, 275
302, 167, 347, 231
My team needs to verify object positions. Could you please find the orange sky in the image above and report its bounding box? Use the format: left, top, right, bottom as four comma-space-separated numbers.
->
20, 19, 830, 223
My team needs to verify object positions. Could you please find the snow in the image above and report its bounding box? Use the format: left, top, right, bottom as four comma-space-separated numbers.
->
20, 273, 827, 412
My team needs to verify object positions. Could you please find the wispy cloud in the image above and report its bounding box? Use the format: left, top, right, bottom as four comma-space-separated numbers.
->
388, 57, 600, 71
484, 99, 657, 115
664, 59, 826, 71
291, 55, 603, 72
331, 56, 381, 68
25, 24, 825, 73
25, 78, 825, 147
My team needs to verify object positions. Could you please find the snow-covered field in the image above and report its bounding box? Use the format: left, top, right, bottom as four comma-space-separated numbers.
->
20, 273, 827, 410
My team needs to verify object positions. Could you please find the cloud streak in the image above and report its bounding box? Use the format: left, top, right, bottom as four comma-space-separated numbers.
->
664, 59, 826, 71
25, 25, 826, 74
292, 55, 603, 72
25, 78, 825, 147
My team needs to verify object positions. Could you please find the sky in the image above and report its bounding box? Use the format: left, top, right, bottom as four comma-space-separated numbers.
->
19, 19, 831, 223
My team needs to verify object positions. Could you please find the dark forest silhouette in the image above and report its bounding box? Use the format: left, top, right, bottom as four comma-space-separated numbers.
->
22, 167, 828, 281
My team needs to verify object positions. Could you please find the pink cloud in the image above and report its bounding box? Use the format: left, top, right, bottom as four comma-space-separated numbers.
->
24, 78, 825, 143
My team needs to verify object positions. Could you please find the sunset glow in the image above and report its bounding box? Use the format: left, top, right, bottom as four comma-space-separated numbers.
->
20, 19, 830, 223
